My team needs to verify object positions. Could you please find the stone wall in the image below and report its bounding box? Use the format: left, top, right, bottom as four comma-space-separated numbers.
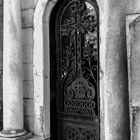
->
126, 1, 140, 140
21, 0, 37, 133
127, 0, 140, 14
104, 0, 130, 140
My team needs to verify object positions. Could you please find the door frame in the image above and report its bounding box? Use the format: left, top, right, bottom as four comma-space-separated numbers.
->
34, 0, 107, 139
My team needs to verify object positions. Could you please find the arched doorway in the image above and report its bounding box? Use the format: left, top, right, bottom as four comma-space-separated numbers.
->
34, 0, 130, 139
50, 0, 100, 139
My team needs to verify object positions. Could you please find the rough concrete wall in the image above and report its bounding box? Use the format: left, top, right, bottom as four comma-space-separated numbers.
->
21, 0, 37, 133
105, 0, 130, 139
0, 0, 2, 131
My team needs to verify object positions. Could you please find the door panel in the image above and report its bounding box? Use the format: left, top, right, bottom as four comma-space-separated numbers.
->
55, 0, 99, 139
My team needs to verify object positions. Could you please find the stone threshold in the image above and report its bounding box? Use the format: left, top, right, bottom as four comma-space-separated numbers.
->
0, 133, 32, 140
28, 135, 50, 140
0, 134, 50, 140
0, 132, 50, 140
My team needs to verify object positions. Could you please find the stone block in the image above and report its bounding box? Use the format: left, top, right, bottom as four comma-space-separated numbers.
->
21, 0, 37, 9
28, 136, 44, 140
21, 28, 33, 46
0, 133, 32, 140
126, 0, 133, 14
126, 15, 140, 37
127, 0, 140, 14
0, 47, 3, 64
0, 86, 2, 98
0, 7, 3, 23
23, 63, 33, 80
0, 101, 2, 131
22, 45, 33, 63
129, 16, 140, 106
133, 0, 140, 13
0, 23, 3, 48
21, 9, 34, 28
24, 99, 34, 117
0, 0, 2, 6
131, 78, 140, 105
23, 81, 34, 98
24, 117, 34, 132
0, 34, 2, 46
131, 106, 140, 140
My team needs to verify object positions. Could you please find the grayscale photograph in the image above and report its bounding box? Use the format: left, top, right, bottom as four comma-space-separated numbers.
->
0, 0, 138, 140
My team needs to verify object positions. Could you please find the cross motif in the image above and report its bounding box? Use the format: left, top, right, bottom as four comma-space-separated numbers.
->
61, 0, 96, 36
61, 0, 97, 77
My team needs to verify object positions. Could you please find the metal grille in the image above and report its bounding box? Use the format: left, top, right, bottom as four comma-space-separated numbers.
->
55, 0, 99, 139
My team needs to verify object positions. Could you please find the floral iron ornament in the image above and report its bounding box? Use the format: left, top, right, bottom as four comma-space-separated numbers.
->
56, 0, 99, 139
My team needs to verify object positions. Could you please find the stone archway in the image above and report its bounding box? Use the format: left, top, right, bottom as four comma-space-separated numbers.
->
33, 0, 130, 139
33, 0, 59, 138
34, 0, 104, 139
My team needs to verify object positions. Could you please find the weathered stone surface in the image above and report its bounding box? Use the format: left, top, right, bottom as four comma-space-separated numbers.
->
33, 0, 48, 136
22, 45, 33, 63
24, 99, 34, 117
21, 9, 34, 28
0, 0, 2, 6
24, 117, 34, 132
131, 106, 140, 140
0, 85, 2, 100
127, 0, 140, 14
0, 23, 3, 46
23, 81, 34, 98
2, 0, 24, 132
21, 28, 33, 46
127, 16, 140, 140
21, 0, 37, 9
105, 0, 130, 140
0, 101, 2, 131
0, 133, 32, 140
0, 48, 2, 65
129, 16, 140, 106
0, 7, 3, 23
23, 63, 33, 80
126, 15, 140, 39
28, 135, 44, 140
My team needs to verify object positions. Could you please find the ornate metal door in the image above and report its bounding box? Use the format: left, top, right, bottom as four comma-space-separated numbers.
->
55, 0, 99, 139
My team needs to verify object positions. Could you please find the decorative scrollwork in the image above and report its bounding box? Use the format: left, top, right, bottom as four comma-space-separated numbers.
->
66, 78, 95, 100
65, 125, 97, 140
56, 0, 99, 139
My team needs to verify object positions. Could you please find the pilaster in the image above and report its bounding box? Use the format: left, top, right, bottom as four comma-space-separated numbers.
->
0, 0, 32, 139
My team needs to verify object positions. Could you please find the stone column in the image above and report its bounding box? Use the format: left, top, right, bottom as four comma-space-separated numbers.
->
0, 0, 31, 139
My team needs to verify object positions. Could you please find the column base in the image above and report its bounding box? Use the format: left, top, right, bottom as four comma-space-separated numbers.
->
0, 129, 32, 140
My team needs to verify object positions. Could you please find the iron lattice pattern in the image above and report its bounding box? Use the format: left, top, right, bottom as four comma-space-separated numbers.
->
65, 125, 98, 140
56, 0, 99, 139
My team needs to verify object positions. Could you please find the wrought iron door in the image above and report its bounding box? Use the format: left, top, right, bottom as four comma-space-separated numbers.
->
55, 0, 99, 139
